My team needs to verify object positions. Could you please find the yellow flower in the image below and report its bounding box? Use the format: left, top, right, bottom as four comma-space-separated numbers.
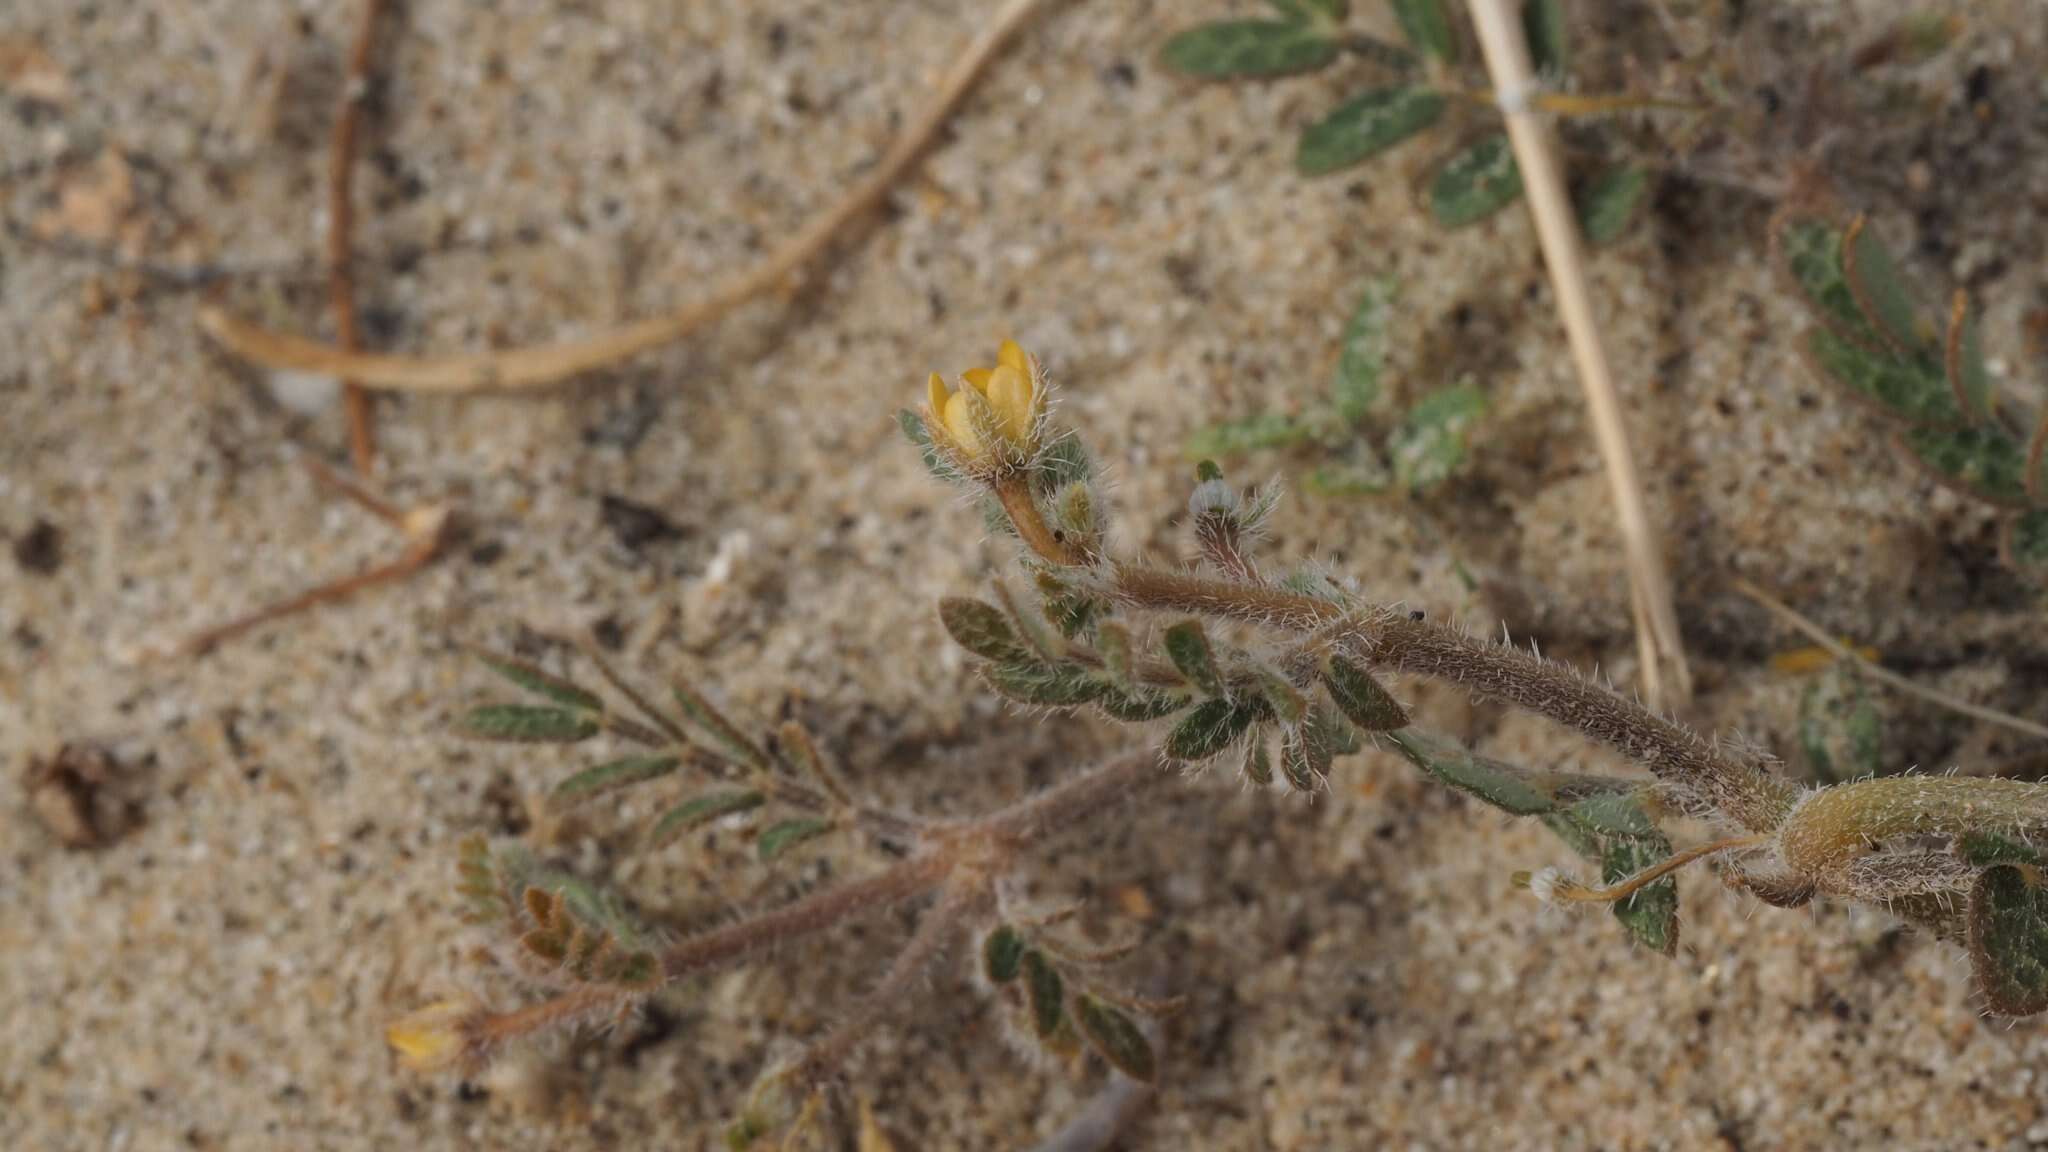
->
926, 339, 1041, 466
386, 1000, 475, 1072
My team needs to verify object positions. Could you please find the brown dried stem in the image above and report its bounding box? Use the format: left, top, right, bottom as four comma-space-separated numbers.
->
1731, 576, 2048, 743
1466, 0, 1694, 711
330, 0, 387, 471
198, 0, 1051, 394
178, 457, 450, 657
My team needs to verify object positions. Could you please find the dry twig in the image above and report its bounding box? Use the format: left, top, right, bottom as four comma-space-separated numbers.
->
1466, 0, 1693, 710
198, 0, 1051, 394
179, 456, 450, 657
330, 0, 389, 471
1731, 576, 2048, 743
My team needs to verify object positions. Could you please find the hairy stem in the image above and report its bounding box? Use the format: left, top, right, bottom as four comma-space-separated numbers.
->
1108, 564, 1800, 831
659, 852, 955, 981
1780, 775, 2048, 878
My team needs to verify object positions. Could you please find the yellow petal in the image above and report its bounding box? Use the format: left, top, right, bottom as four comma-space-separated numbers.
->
926, 371, 950, 415
997, 339, 1029, 374
942, 390, 985, 457
961, 366, 995, 395
984, 363, 1033, 444
386, 1001, 472, 1071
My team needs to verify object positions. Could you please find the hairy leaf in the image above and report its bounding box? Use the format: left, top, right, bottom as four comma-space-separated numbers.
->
460, 704, 601, 744
1320, 655, 1408, 730
1022, 949, 1066, 1037
983, 925, 1025, 984
758, 817, 832, 861
1095, 682, 1193, 722
475, 652, 604, 711
1389, 0, 1457, 61
554, 754, 683, 804
650, 790, 766, 843
1522, 0, 1568, 74
1574, 164, 1647, 246
1797, 667, 1883, 783
985, 660, 1107, 708
1335, 279, 1396, 425
1243, 736, 1275, 786
671, 677, 773, 770
1545, 792, 1679, 954
1960, 832, 2044, 869
1801, 327, 1959, 425
1843, 216, 1928, 354
940, 597, 1034, 664
1388, 380, 1486, 492
1903, 423, 2033, 507
1269, 0, 1349, 19
2004, 511, 2048, 571
1165, 698, 1266, 761
1428, 134, 1522, 228
897, 407, 952, 479
1969, 864, 2048, 1016
1946, 292, 1994, 423
1164, 620, 1227, 697
1161, 20, 1340, 78
1280, 722, 1332, 792
1185, 410, 1326, 459
1075, 995, 1158, 1081
1387, 729, 1555, 814
1775, 217, 1881, 343
1296, 87, 1447, 176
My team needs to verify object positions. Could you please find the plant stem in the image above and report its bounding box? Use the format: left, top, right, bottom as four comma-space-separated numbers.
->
198, 0, 1053, 393
1465, 0, 1694, 712
330, 0, 387, 472
1106, 563, 1799, 831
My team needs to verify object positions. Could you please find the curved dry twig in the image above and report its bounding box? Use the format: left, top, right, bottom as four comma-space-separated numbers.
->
198, 0, 1051, 394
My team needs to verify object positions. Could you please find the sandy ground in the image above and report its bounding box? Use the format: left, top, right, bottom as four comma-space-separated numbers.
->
5, 1, 2048, 1149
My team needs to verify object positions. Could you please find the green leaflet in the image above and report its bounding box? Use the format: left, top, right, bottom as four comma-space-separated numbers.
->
2005, 511, 2048, 570
1574, 164, 1647, 246
1969, 865, 2048, 1016
1165, 697, 1267, 761
1319, 655, 1408, 730
1387, 380, 1486, 492
1334, 279, 1396, 425
1521, 0, 1568, 75
1388, 0, 1456, 62
1797, 667, 1883, 783
1776, 218, 1880, 343
1161, 20, 1341, 79
1801, 327, 1959, 426
984, 659, 1107, 709
1902, 422, 2033, 507
1022, 949, 1066, 1037
1164, 620, 1227, 697
1429, 135, 1522, 228
1185, 411, 1326, 459
983, 925, 1025, 984
553, 755, 682, 804
650, 790, 766, 843
1296, 87, 1447, 176
939, 597, 1034, 664
757, 817, 832, 861
474, 652, 604, 711
459, 704, 601, 744
1844, 218, 1929, 354
1542, 792, 1679, 955
1075, 995, 1158, 1082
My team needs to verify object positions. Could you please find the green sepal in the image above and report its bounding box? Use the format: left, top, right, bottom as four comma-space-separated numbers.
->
897, 407, 952, 479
